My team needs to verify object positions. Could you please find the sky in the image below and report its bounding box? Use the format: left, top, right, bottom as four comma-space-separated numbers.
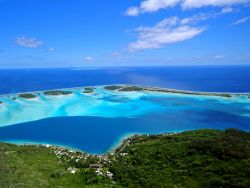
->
0, 0, 250, 68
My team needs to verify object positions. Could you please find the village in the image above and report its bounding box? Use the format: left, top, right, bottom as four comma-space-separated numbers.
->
43, 142, 131, 181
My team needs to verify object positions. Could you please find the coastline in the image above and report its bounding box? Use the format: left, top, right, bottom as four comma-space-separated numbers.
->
0, 139, 86, 153
0, 85, 249, 155
1, 128, 249, 156
0, 129, 206, 156
0, 130, 183, 155
1, 126, 250, 187
0, 128, 207, 156
0, 84, 249, 98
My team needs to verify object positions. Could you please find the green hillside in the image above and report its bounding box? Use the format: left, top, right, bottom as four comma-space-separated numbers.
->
1, 128, 250, 188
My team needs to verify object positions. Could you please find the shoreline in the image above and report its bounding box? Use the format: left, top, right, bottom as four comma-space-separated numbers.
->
0, 129, 198, 156
0, 84, 249, 98
1, 128, 249, 187
0, 139, 86, 154
0, 85, 249, 155
1, 128, 248, 156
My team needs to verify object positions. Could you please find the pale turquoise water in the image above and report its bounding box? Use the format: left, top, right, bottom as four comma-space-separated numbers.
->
0, 86, 250, 154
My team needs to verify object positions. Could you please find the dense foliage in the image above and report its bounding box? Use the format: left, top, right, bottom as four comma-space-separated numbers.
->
0, 129, 249, 188
110, 129, 250, 188
0, 143, 85, 187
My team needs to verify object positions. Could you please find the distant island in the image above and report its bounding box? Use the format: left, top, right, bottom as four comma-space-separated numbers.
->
1, 84, 249, 108
0, 84, 250, 153
2, 84, 249, 101
1, 128, 250, 187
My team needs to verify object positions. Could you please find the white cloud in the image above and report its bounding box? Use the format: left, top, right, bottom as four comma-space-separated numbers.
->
182, 0, 249, 9
124, 7, 140, 16
221, 7, 234, 14
85, 56, 94, 61
140, 0, 180, 12
231, 16, 250, 25
16, 37, 43, 48
128, 16, 204, 51
180, 13, 211, 25
125, 0, 179, 15
48, 48, 55, 52
125, 0, 249, 16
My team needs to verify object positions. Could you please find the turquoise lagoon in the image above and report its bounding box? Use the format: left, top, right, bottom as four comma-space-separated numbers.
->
0, 85, 250, 154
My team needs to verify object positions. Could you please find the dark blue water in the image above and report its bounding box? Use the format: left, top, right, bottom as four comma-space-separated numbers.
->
1, 66, 250, 154
1, 66, 250, 95
0, 110, 249, 154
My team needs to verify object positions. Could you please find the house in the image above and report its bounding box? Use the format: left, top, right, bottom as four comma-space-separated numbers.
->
89, 164, 102, 169
107, 171, 113, 179
68, 167, 78, 174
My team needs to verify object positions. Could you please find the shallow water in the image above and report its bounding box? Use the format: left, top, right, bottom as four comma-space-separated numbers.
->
0, 86, 249, 154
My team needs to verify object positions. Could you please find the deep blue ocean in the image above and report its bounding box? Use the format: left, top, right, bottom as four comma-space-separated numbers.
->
1, 65, 250, 95
0, 66, 250, 154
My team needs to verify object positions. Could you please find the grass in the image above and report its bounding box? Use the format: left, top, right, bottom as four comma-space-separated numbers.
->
0, 143, 84, 188
118, 86, 144, 92
104, 86, 124, 91
43, 90, 73, 96
18, 93, 37, 99
103, 85, 233, 98
82, 87, 95, 94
